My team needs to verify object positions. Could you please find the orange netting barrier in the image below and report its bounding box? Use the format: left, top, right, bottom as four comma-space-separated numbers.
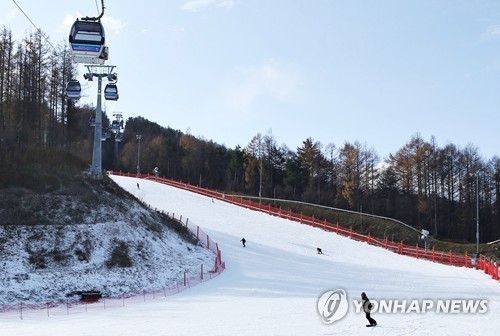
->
0, 202, 225, 319
113, 171, 498, 283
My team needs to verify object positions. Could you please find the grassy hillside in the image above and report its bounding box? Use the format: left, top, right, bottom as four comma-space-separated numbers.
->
0, 148, 187, 235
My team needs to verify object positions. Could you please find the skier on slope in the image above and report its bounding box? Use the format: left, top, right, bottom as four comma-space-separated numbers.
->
361, 292, 377, 327
240, 237, 246, 247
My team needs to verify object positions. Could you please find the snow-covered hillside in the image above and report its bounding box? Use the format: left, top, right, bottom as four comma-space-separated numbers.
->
0, 178, 214, 305
1, 175, 499, 335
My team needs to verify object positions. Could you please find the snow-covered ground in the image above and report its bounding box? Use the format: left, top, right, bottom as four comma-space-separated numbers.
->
1, 175, 499, 335
0, 194, 215, 305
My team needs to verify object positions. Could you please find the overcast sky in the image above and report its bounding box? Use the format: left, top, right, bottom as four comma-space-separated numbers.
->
2, 0, 500, 160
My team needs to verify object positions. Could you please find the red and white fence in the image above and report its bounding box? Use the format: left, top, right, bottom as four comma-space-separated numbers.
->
0, 210, 225, 319
112, 171, 499, 283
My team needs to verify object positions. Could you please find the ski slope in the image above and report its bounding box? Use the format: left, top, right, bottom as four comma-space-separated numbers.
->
2, 175, 499, 335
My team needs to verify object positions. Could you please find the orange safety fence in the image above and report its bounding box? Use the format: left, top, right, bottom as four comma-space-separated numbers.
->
0, 209, 225, 319
112, 171, 499, 283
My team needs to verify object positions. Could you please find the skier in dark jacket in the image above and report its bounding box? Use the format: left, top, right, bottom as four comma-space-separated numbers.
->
240, 238, 246, 247
361, 292, 377, 326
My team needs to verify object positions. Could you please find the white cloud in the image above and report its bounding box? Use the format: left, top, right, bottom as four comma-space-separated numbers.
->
0, 9, 18, 25
222, 61, 302, 115
173, 27, 185, 33
1, 9, 28, 41
217, 0, 234, 10
58, 13, 125, 36
102, 16, 126, 36
57, 13, 77, 34
481, 24, 500, 41
180, 0, 234, 12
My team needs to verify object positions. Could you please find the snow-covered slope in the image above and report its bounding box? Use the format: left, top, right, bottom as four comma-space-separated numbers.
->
1, 175, 499, 335
0, 179, 214, 305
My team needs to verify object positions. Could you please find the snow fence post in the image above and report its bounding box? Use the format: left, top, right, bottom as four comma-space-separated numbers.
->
201, 264, 204, 280
449, 250, 453, 265
368, 233, 371, 245
465, 251, 468, 268
212, 256, 218, 273
184, 272, 187, 287
19, 302, 22, 320
197, 226, 200, 240
416, 243, 419, 258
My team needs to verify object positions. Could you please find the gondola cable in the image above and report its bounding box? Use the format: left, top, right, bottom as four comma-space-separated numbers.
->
94, 0, 101, 15
11, 0, 57, 53
82, 0, 105, 22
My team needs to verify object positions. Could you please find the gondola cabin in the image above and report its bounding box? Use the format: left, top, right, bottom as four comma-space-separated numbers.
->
89, 115, 96, 127
69, 19, 108, 64
65, 79, 81, 100
101, 131, 111, 141
111, 120, 121, 132
104, 83, 119, 101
